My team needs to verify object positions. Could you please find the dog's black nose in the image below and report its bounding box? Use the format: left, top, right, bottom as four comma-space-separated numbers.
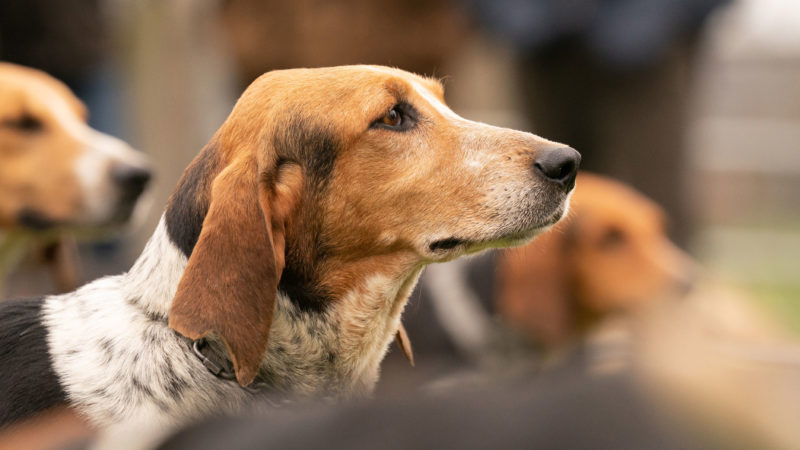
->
533, 146, 581, 192
112, 164, 152, 197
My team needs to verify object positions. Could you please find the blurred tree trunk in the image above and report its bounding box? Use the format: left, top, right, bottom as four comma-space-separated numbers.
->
113, 0, 238, 255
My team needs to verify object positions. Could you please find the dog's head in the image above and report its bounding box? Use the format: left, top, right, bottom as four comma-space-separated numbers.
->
166, 65, 579, 385
497, 173, 695, 348
0, 63, 151, 230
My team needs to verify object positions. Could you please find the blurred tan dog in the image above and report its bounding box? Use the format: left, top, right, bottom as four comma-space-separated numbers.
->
0, 62, 151, 296
496, 172, 695, 349
414, 172, 800, 448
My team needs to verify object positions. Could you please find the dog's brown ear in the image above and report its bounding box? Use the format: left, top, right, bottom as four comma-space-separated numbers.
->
496, 225, 575, 349
169, 152, 302, 386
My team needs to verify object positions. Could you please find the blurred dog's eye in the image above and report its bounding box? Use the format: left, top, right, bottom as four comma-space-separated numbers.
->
598, 227, 626, 249
380, 108, 402, 128
3, 114, 43, 133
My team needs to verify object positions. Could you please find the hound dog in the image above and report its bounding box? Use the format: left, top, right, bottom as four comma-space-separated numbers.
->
0, 66, 579, 431
401, 173, 694, 370
0, 62, 151, 295
496, 172, 694, 349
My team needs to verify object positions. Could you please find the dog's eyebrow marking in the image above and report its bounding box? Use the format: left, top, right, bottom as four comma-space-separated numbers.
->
30, 79, 144, 164
364, 66, 459, 122
408, 80, 462, 122
37, 84, 101, 145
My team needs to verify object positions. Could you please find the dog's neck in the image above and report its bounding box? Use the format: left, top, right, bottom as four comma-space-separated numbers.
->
123, 217, 187, 320
124, 215, 421, 396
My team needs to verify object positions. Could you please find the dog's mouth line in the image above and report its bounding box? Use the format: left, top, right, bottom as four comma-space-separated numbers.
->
428, 207, 570, 255
427, 199, 570, 256
428, 237, 464, 252
428, 226, 549, 255
17, 209, 58, 231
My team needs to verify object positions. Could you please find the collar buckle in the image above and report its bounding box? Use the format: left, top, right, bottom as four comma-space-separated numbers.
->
190, 339, 281, 399
192, 339, 237, 381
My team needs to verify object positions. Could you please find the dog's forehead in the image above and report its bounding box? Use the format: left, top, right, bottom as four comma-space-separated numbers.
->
246, 65, 445, 109
0, 67, 34, 114
226, 65, 451, 148
359, 65, 445, 97
0, 64, 86, 120
0, 65, 56, 99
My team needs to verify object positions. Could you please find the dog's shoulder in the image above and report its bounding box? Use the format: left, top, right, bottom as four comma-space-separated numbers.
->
0, 296, 66, 427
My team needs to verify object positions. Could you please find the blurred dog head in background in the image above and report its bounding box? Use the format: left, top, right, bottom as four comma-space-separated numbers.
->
496, 172, 695, 349
0, 62, 151, 230
0, 62, 151, 295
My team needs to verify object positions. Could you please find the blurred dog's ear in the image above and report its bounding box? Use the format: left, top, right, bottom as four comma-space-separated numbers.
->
496, 225, 575, 349
169, 150, 302, 386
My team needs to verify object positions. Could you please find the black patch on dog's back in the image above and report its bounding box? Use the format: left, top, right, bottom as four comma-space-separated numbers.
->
0, 297, 66, 427
165, 144, 221, 257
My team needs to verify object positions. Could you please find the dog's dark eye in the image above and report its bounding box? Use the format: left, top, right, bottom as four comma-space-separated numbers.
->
379, 108, 402, 128
371, 103, 417, 131
2, 114, 43, 133
598, 226, 626, 249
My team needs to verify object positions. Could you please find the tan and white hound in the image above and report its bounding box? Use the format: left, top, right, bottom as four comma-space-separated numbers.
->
496, 173, 695, 349
0, 66, 578, 434
0, 62, 151, 295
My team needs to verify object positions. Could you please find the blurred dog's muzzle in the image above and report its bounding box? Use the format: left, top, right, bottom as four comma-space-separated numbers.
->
110, 163, 152, 223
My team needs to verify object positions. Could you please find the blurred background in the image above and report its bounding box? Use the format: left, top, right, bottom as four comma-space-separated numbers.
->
2, 0, 800, 447
3, 0, 798, 328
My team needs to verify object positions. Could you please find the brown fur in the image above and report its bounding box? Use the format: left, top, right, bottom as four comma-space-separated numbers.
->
169, 150, 302, 386
497, 172, 694, 348
395, 324, 414, 366
0, 406, 92, 450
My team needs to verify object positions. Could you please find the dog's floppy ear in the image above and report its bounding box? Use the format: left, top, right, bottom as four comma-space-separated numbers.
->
496, 223, 576, 349
169, 148, 302, 386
